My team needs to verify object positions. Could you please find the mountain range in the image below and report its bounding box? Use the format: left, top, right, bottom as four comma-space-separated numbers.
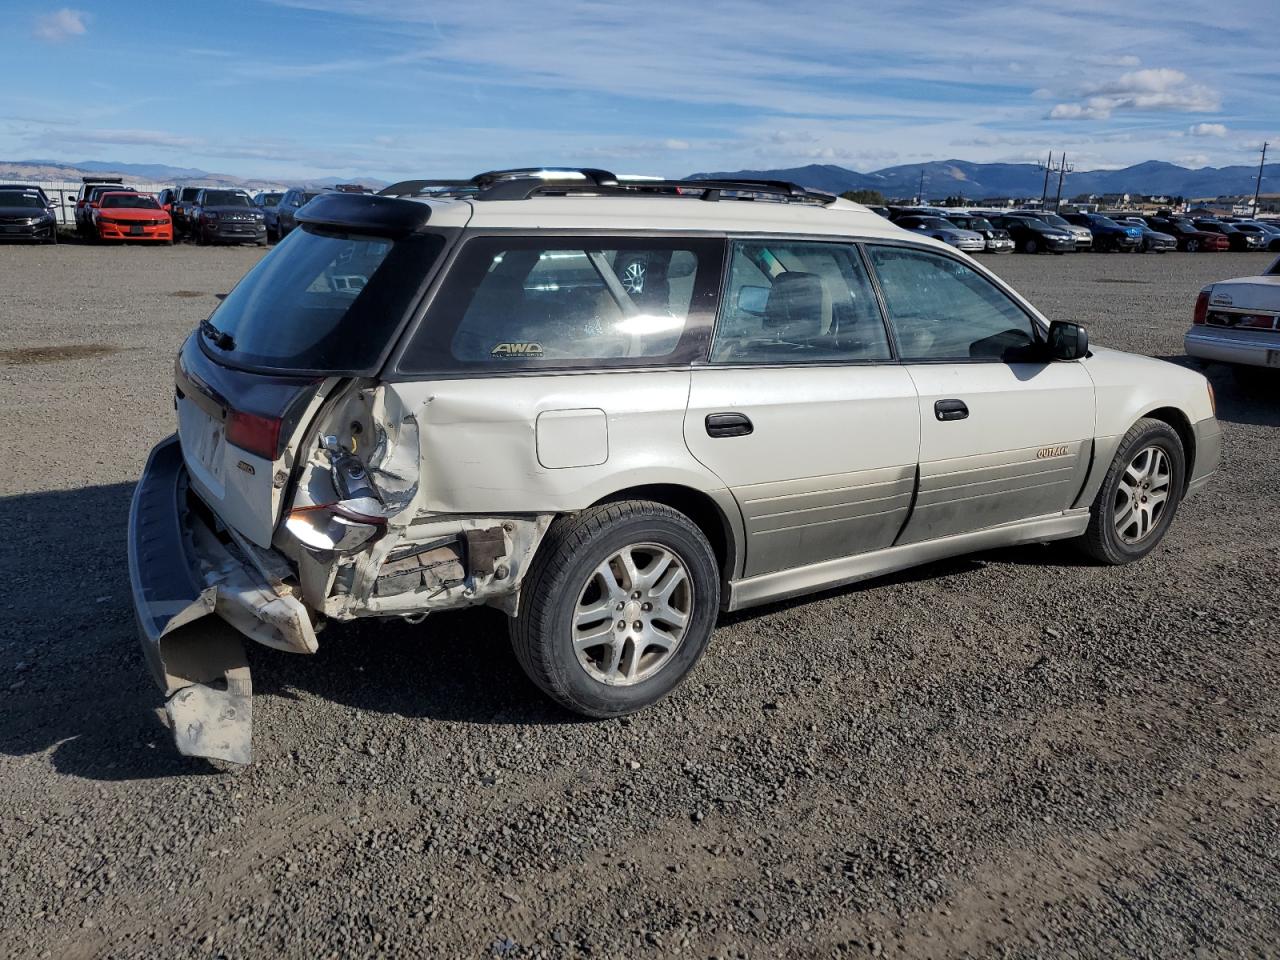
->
687, 160, 1278, 201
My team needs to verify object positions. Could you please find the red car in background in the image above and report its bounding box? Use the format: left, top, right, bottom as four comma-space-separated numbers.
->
93, 192, 173, 243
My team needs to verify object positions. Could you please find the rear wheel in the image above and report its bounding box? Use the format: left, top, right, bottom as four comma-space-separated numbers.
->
1076, 418, 1185, 565
1185, 238, 1200, 252
510, 501, 719, 718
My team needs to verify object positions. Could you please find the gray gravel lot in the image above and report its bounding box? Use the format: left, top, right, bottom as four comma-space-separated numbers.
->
1, 243, 1278, 960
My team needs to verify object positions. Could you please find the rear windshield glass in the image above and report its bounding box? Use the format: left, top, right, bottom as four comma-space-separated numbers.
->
180, 188, 201, 200
101, 194, 160, 209
203, 227, 445, 373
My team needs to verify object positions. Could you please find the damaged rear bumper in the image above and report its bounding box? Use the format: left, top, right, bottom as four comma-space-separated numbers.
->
127, 435, 317, 763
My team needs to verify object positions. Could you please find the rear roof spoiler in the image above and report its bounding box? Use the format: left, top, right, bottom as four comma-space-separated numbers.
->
294, 191, 434, 237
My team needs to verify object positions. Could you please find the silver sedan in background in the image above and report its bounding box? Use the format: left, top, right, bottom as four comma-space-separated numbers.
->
895, 215, 987, 252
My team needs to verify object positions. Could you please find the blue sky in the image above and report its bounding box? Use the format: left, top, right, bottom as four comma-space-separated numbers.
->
4, 0, 1277, 180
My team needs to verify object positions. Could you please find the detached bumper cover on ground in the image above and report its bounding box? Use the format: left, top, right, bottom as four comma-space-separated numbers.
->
127, 435, 317, 763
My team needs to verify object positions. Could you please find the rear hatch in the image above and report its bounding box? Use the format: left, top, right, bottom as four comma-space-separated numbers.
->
174, 194, 449, 547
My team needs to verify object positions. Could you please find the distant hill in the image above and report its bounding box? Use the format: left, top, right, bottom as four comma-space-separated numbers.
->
0, 159, 387, 191
689, 159, 1279, 201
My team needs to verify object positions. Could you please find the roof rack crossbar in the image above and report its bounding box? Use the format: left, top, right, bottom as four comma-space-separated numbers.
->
377, 168, 837, 205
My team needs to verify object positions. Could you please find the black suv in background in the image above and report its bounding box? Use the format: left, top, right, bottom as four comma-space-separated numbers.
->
988, 213, 1076, 253
188, 189, 267, 246
275, 187, 321, 238
170, 187, 204, 237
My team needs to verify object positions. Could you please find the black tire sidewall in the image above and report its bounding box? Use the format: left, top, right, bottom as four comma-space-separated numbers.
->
528, 509, 719, 717
1095, 422, 1186, 562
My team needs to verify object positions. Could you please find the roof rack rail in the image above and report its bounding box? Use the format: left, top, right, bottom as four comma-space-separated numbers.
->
376, 167, 837, 205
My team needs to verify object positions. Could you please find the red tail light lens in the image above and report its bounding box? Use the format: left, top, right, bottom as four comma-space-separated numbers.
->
226, 410, 282, 460
1193, 290, 1210, 325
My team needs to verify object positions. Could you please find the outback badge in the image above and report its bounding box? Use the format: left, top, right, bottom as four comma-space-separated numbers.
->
1036, 445, 1070, 460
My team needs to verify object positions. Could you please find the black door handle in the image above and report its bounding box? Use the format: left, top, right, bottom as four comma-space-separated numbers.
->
934, 399, 969, 422
705, 412, 754, 438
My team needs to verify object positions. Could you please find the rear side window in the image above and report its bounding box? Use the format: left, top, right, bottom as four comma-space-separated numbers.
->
400, 236, 724, 372
712, 240, 892, 363
866, 245, 1038, 361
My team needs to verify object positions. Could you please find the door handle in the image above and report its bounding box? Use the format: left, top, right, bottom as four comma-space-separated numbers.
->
705, 412, 754, 438
934, 399, 969, 422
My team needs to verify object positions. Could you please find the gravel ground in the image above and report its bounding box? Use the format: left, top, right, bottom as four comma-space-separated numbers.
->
1, 242, 1278, 960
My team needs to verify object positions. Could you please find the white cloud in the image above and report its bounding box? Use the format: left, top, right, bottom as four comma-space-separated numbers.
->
1050, 69, 1219, 120
33, 8, 87, 43
1189, 122, 1228, 137
1174, 154, 1210, 168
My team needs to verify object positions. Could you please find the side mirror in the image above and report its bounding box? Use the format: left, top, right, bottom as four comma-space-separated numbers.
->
1048, 320, 1088, 360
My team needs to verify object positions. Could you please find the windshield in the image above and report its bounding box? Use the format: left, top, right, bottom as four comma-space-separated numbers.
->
966, 217, 994, 230
101, 194, 160, 209
1, 193, 45, 209
180, 188, 200, 200
1090, 216, 1120, 228
911, 217, 954, 229
1039, 214, 1069, 227
261, 193, 282, 205
204, 227, 446, 373
203, 190, 251, 207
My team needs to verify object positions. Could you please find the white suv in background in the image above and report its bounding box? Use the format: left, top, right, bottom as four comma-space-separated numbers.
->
129, 168, 1221, 763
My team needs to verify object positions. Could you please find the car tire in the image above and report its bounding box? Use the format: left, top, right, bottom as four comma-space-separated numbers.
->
1076, 418, 1185, 565
1021, 238, 1039, 254
1186, 238, 1200, 252
510, 500, 720, 718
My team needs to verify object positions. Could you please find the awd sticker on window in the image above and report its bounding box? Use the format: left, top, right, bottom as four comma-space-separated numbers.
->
491, 342, 545, 358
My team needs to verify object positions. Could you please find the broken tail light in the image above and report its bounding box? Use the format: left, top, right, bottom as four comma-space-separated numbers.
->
1193, 290, 1210, 325
226, 410, 282, 460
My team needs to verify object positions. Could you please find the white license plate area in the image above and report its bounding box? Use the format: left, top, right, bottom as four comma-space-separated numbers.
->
177, 398, 227, 490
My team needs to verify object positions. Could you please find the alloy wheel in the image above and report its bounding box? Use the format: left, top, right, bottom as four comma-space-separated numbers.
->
572, 542, 692, 686
1114, 446, 1172, 544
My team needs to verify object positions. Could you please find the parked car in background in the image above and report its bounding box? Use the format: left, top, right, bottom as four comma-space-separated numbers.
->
157, 187, 178, 212
252, 191, 284, 240
1145, 216, 1229, 252
943, 213, 1014, 253
1221, 220, 1280, 252
1112, 217, 1177, 253
989, 213, 1076, 254
170, 187, 204, 237
0, 183, 52, 207
91, 192, 173, 244
0, 186, 58, 243
865, 204, 891, 218
75, 176, 124, 237
126, 169, 1220, 763
1192, 219, 1264, 252
1014, 211, 1094, 251
1062, 213, 1142, 252
188, 189, 267, 246
1186, 254, 1280, 371
275, 188, 321, 238
894, 215, 986, 252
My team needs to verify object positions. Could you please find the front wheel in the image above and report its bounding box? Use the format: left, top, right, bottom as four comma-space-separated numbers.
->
1076, 418, 1185, 565
510, 501, 720, 718
1185, 239, 1200, 252
1021, 238, 1040, 254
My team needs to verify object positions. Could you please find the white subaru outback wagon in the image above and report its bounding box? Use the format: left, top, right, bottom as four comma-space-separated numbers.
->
128, 168, 1221, 763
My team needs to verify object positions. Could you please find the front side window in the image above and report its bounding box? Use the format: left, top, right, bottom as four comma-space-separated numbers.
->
866, 245, 1039, 361
401, 236, 724, 371
711, 240, 892, 363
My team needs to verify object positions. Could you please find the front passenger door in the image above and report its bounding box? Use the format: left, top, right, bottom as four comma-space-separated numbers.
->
865, 244, 1095, 544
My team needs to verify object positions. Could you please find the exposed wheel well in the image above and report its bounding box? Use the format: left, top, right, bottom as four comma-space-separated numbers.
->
592, 485, 735, 581
1143, 406, 1195, 491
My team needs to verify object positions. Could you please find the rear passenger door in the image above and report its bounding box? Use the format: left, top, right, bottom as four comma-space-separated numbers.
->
684, 239, 920, 578
864, 244, 1094, 544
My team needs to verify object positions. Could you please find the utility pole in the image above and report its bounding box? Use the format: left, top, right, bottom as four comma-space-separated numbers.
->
917, 167, 927, 205
1252, 141, 1268, 216
1053, 153, 1074, 211
1039, 150, 1053, 207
